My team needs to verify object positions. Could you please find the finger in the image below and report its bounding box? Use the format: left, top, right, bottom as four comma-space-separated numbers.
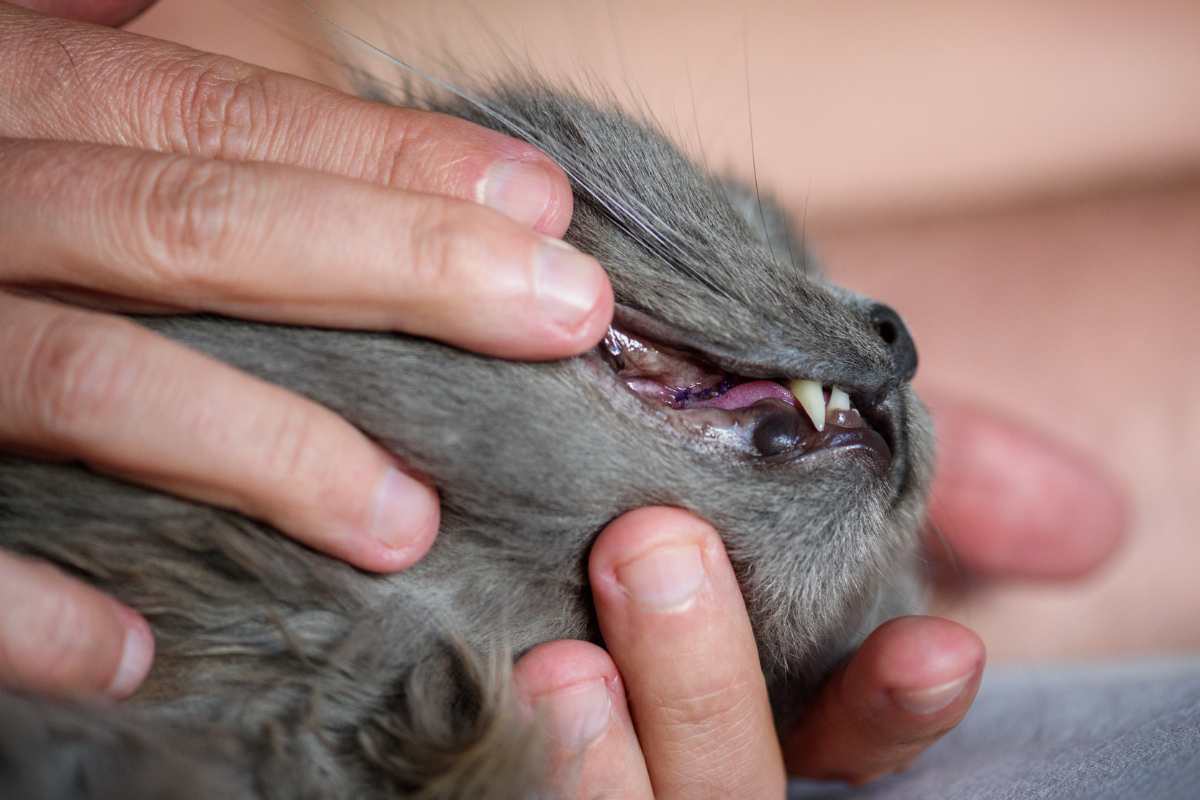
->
0, 292, 439, 573
0, 139, 611, 359
0, 550, 154, 699
0, 4, 573, 236
784, 616, 984, 784
513, 640, 655, 800
8, 0, 156, 26
925, 391, 1127, 580
589, 507, 785, 799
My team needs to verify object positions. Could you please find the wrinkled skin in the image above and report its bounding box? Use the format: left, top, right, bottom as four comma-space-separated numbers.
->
0, 84, 930, 798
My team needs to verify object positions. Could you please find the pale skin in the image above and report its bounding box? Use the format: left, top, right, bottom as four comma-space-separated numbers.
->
0, 1, 1125, 794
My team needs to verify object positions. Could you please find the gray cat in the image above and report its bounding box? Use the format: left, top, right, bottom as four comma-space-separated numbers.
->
0, 78, 931, 799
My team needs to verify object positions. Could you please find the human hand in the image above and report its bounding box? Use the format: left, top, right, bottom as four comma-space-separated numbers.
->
513, 395, 1126, 796
922, 390, 1126, 583
0, 2, 610, 698
512, 508, 983, 797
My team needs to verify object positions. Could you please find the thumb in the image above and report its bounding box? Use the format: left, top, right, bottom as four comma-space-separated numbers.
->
924, 390, 1127, 580
0, 550, 154, 698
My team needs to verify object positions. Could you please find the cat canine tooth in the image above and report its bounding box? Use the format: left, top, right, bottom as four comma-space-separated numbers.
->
828, 386, 851, 412
788, 379, 826, 432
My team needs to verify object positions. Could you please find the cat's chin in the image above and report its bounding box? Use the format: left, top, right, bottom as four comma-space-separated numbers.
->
598, 319, 893, 470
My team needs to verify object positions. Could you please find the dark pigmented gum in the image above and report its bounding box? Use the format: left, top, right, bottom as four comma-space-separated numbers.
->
753, 404, 805, 457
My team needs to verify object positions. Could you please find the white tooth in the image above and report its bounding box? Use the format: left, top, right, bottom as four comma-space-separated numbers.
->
788, 379, 826, 431
828, 386, 851, 412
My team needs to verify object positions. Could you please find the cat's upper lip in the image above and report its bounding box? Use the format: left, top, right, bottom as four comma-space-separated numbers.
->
612, 304, 886, 399
600, 310, 894, 469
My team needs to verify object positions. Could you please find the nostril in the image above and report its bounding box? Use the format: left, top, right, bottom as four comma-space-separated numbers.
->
874, 318, 899, 345
868, 303, 918, 383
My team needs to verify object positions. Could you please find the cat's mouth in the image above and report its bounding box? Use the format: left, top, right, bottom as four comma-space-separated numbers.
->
600, 323, 893, 471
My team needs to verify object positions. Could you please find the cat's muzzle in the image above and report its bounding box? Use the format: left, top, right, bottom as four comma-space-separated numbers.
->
600, 323, 893, 471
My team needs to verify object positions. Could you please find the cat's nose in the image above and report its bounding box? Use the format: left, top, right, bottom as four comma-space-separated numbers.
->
868, 303, 918, 383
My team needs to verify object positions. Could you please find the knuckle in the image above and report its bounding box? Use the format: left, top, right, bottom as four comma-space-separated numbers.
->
164, 56, 278, 161
26, 590, 93, 685
376, 112, 422, 189
407, 200, 491, 292
129, 155, 245, 291
246, 401, 377, 538
373, 111, 501, 193
650, 679, 767, 793
656, 678, 755, 736
255, 402, 324, 495
19, 312, 143, 442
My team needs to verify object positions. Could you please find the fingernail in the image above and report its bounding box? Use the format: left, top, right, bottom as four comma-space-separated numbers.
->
537, 679, 612, 752
892, 673, 972, 716
534, 238, 606, 332
369, 466, 438, 553
106, 605, 154, 699
478, 159, 554, 228
615, 544, 705, 612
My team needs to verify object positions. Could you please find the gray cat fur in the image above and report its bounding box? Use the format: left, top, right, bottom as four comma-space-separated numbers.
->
0, 81, 931, 798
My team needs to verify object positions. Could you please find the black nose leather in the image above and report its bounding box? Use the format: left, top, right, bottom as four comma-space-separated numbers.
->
869, 303, 918, 383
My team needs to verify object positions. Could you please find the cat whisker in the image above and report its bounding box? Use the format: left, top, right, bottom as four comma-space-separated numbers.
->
742, 22, 783, 276
304, 0, 737, 302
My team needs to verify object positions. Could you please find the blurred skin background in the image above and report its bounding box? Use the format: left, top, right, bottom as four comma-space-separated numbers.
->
130, 0, 1200, 663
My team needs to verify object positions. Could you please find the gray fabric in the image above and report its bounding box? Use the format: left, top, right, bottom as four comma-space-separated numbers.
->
790, 657, 1200, 800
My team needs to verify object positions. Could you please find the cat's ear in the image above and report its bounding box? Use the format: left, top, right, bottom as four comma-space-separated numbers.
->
720, 178, 825, 278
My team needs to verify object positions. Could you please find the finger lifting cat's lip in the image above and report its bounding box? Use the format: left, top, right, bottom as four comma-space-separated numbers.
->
598, 321, 895, 472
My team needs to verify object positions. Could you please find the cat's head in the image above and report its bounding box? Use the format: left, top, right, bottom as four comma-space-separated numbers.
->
409, 86, 933, 698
